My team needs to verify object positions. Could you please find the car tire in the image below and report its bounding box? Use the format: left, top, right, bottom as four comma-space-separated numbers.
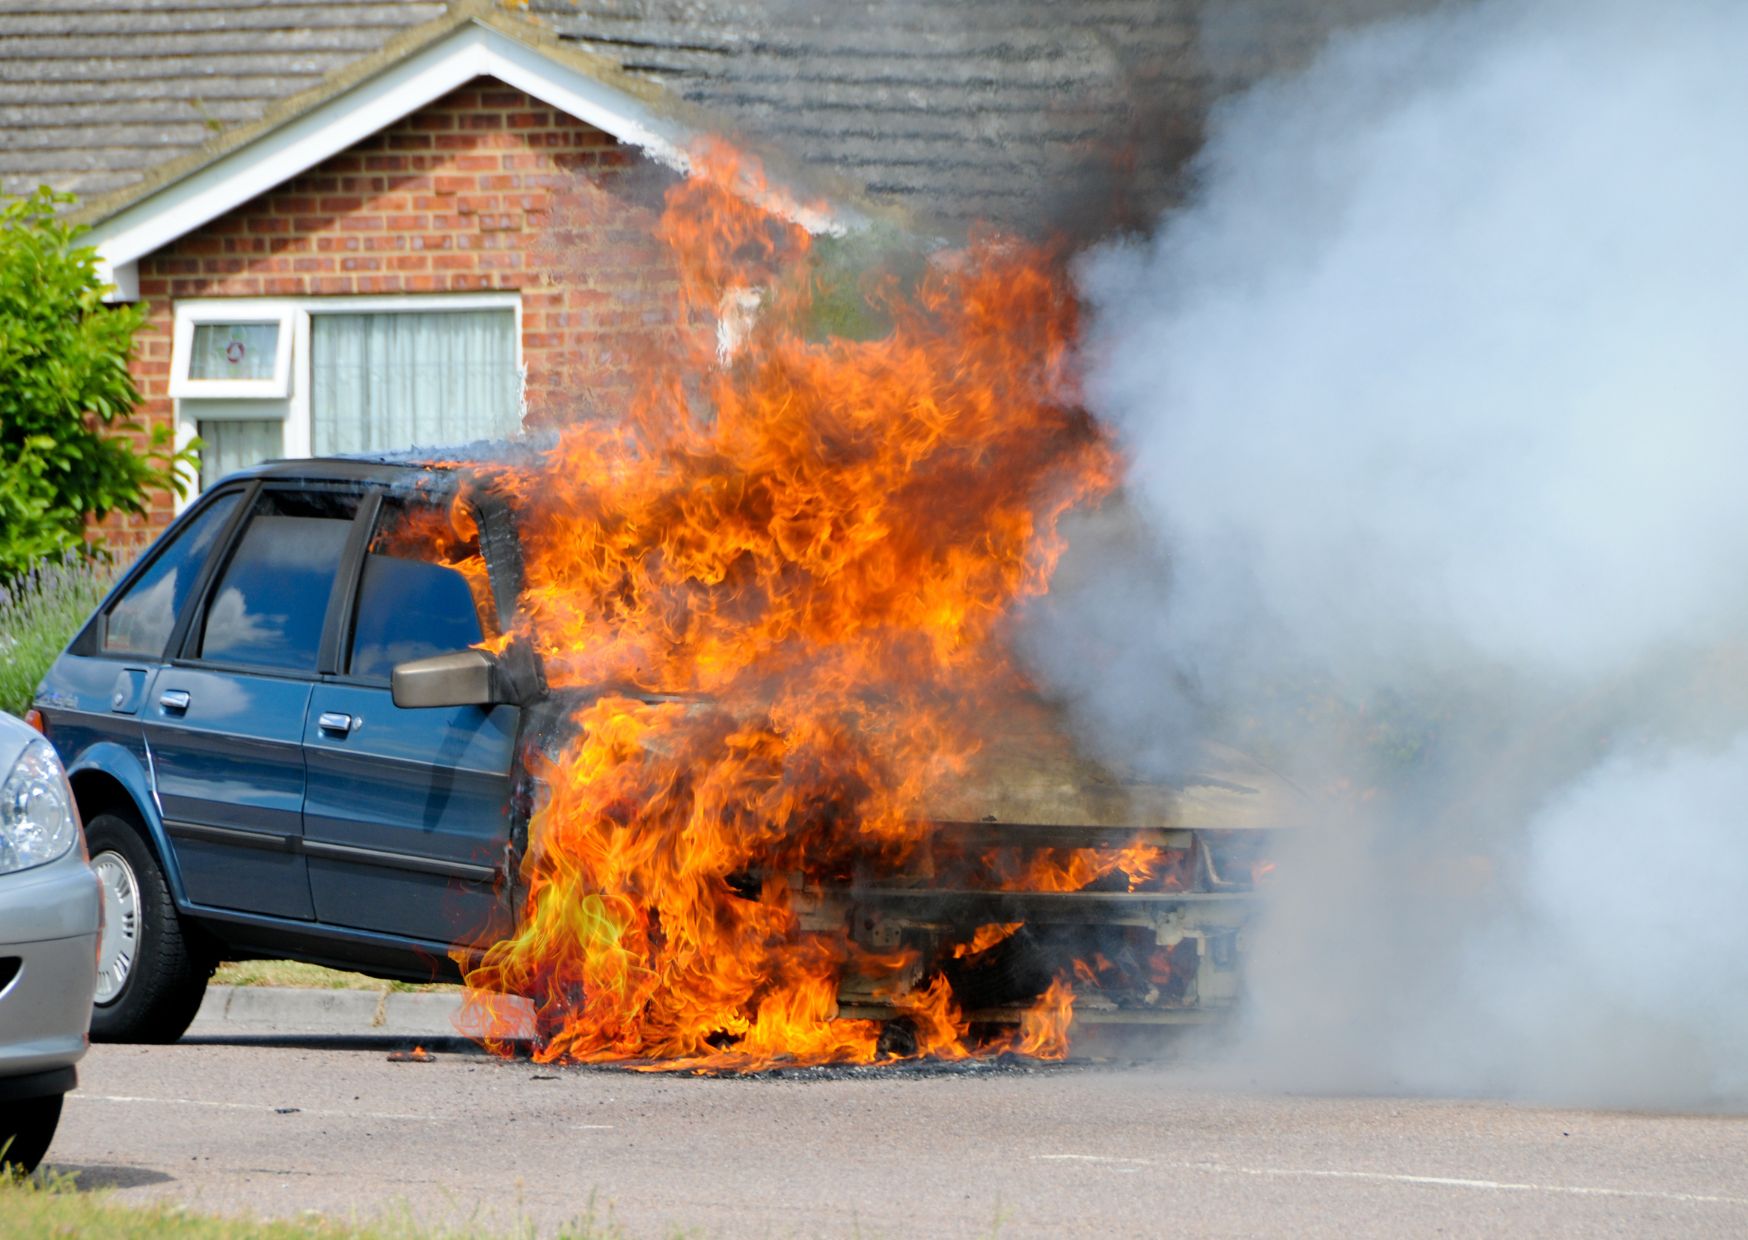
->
0, 1093, 62, 1174
86, 813, 212, 1044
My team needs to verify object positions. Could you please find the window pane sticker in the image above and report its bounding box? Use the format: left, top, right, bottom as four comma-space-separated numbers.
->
189, 322, 279, 381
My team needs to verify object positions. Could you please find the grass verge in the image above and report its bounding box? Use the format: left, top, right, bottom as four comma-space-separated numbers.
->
212, 960, 460, 994
3, 1169, 637, 1239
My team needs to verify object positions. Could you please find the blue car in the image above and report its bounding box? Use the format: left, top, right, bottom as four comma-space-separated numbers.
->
33, 456, 1278, 1046
32, 458, 549, 1042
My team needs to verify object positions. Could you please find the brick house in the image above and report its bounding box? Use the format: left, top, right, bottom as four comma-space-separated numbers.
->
0, 0, 1426, 545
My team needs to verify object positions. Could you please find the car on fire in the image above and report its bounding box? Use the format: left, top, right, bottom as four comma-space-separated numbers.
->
32, 457, 1288, 1049
0, 709, 100, 1172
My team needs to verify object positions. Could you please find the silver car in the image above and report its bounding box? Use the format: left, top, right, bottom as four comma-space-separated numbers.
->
0, 711, 99, 1173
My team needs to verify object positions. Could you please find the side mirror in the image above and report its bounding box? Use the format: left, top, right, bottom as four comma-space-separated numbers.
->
392, 636, 546, 709
392, 649, 512, 709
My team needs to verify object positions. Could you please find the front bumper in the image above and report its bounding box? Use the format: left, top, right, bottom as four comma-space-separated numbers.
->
0, 848, 101, 1083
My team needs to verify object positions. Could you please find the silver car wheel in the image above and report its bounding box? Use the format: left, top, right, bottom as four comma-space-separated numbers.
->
92, 849, 142, 1005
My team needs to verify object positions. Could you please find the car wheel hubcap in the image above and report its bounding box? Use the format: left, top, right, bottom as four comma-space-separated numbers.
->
92, 850, 141, 1005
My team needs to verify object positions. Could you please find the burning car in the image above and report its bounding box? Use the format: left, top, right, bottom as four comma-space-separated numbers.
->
33, 454, 1287, 1065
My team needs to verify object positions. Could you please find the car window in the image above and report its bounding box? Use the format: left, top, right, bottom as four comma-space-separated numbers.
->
196, 490, 359, 673
347, 498, 491, 681
102, 491, 242, 657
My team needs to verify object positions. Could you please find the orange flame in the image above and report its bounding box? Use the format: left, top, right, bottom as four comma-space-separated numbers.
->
949, 922, 1024, 959
453, 142, 1114, 1070
1010, 977, 1076, 1060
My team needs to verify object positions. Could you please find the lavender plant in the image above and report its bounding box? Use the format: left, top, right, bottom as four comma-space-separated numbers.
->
0, 556, 117, 717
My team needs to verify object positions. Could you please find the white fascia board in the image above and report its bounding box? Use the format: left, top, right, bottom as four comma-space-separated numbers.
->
473, 37, 843, 236
472, 34, 689, 173
108, 259, 140, 302
88, 22, 695, 290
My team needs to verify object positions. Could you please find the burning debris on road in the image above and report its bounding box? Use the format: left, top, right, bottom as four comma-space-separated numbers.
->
413, 143, 1284, 1073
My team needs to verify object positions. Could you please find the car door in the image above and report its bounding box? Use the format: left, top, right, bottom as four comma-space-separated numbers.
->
144, 486, 362, 921
302, 492, 519, 946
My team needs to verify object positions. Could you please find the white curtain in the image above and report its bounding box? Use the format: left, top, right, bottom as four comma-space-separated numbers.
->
197, 418, 283, 488
311, 309, 521, 456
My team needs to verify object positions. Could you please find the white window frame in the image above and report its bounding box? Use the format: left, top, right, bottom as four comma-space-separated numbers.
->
171, 292, 525, 509
168, 301, 297, 399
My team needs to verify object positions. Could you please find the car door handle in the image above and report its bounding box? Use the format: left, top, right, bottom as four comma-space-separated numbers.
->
317, 711, 355, 735
158, 689, 191, 712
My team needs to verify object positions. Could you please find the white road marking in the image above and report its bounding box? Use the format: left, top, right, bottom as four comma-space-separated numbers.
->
1033, 1155, 1748, 1208
73, 1093, 435, 1123
70, 1093, 616, 1133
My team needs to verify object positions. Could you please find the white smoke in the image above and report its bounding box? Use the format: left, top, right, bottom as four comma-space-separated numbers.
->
1027, 0, 1748, 1105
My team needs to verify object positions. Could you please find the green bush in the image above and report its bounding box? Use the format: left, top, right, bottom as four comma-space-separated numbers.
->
0, 556, 116, 716
806, 223, 926, 342
0, 186, 194, 579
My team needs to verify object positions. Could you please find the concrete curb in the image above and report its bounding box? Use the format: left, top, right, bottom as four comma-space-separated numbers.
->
191, 985, 536, 1040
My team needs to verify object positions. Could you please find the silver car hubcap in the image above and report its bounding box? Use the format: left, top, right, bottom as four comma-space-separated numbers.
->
92, 850, 142, 1005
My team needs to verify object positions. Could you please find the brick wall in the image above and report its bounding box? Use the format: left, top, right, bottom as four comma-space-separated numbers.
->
110, 76, 682, 548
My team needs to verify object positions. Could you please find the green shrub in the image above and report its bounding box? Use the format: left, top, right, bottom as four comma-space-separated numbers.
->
806, 224, 926, 342
0, 555, 116, 717
0, 186, 195, 579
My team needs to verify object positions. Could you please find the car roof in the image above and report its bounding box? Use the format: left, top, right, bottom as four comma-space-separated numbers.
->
214, 437, 550, 490
218, 454, 460, 488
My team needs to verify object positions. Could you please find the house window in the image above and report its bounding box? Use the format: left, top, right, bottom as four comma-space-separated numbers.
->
310, 309, 521, 455
170, 307, 295, 399
188, 322, 280, 381
170, 295, 523, 503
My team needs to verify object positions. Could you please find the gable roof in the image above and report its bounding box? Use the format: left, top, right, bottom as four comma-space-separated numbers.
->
72, 6, 745, 295
1, 0, 1433, 248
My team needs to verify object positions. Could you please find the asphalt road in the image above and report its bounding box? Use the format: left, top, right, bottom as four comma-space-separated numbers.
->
48, 1034, 1748, 1239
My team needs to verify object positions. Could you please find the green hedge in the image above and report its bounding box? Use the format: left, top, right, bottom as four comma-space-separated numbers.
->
0, 187, 196, 580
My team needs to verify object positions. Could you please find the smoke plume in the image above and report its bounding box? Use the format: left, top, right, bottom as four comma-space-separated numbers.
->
1024, 0, 1748, 1105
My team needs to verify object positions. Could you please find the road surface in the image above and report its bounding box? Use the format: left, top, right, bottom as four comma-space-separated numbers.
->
47, 1033, 1748, 1238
